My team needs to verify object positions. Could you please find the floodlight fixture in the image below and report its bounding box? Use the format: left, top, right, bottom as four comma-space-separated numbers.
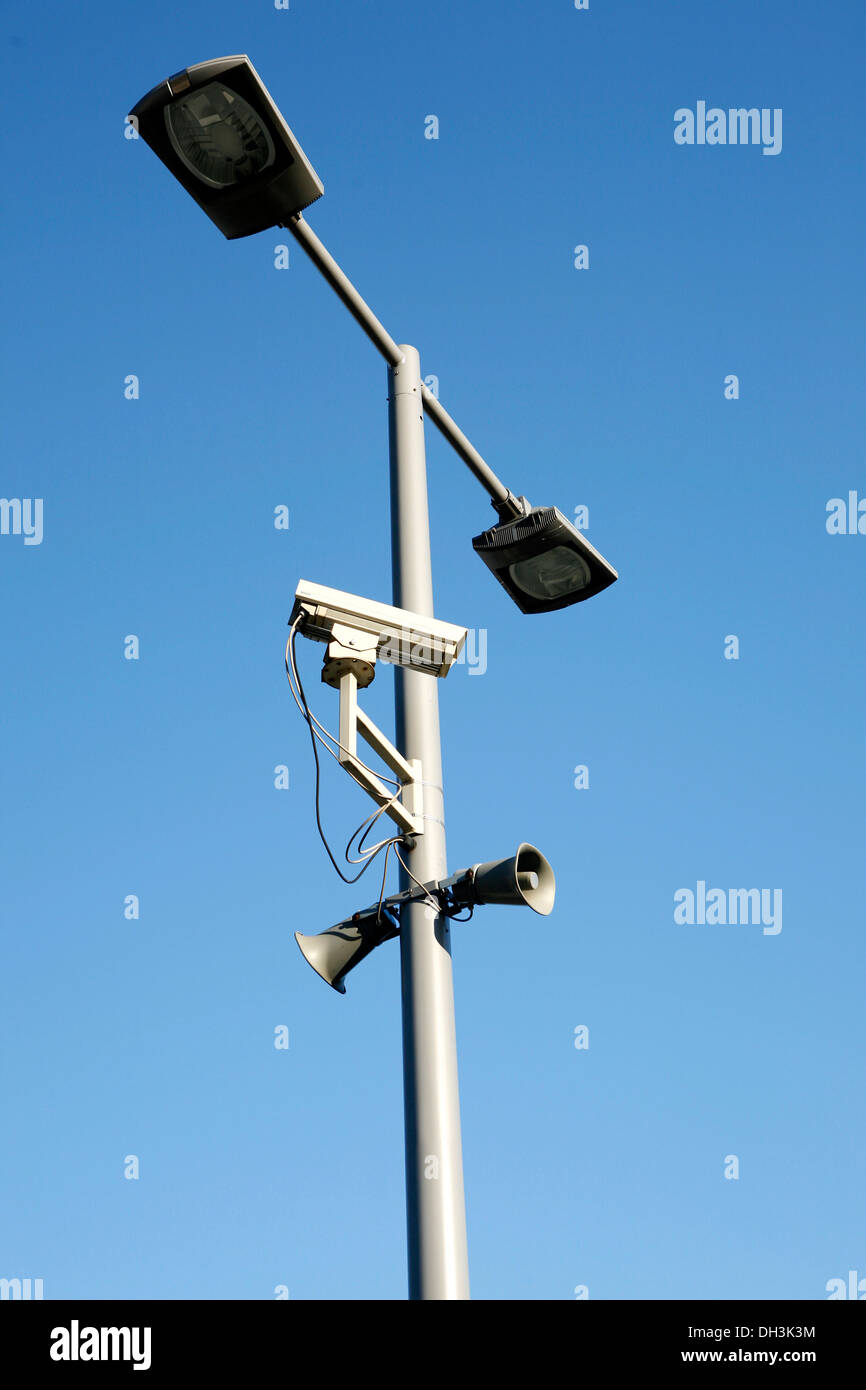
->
472, 505, 618, 614
129, 55, 323, 239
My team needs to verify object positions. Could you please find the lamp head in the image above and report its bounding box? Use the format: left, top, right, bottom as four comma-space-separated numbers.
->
129, 55, 323, 238
473, 506, 617, 614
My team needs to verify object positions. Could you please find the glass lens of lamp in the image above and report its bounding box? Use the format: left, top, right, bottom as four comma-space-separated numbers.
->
165, 83, 276, 188
508, 545, 591, 600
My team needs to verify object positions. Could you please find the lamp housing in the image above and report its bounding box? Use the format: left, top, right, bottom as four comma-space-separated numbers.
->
472, 506, 617, 614
129, 55, 323, 239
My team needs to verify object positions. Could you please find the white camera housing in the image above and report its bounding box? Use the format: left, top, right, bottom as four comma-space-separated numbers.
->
290, 580, 467, 679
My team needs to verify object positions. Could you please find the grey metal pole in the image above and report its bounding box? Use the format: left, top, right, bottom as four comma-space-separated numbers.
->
388, 345, 470, 1301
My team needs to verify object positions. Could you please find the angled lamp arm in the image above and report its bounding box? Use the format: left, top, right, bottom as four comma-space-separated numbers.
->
284, 213, 526, 522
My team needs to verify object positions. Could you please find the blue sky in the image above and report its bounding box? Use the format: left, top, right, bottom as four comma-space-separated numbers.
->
2, 0, 864, 1300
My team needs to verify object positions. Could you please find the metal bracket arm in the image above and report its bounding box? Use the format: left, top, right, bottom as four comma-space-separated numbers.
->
285, 213, 527, 522
337, 672, 424, 837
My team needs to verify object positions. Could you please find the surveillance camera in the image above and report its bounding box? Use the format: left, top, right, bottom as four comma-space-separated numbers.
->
290, 580, 467, 679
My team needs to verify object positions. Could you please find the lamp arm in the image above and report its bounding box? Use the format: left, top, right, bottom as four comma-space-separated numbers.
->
284, 214, 526, 522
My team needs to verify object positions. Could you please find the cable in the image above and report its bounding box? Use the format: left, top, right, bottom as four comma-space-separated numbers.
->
287, 615, 407, 886
286, 623, 364, 773
374, 839, 395, 926
443, 901, 475, 923
285, 625, 403, 791
287, 614, 456, 922
393, 842, 442, 916
288, 619, 418, 858
290, 618, 392, 884
345, 797, 403, 865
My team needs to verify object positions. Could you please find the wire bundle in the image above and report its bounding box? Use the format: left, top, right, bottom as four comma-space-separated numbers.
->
285, 616, 440, 921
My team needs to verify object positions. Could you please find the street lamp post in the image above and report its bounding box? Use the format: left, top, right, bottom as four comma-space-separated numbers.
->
389, 345, 469, 1299
275, 210, 477, 1294
129, 53, 618, 1301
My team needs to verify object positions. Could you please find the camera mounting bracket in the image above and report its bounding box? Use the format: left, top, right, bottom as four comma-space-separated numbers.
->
332, 668, 423, 838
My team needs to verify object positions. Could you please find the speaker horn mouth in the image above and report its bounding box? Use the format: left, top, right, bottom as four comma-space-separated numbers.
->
295, 909, 399, 993
509, 844, 555, 915
451, 842, 556, 916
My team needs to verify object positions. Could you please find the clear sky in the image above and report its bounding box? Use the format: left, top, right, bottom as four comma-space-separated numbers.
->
2, 0, 864, 1301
